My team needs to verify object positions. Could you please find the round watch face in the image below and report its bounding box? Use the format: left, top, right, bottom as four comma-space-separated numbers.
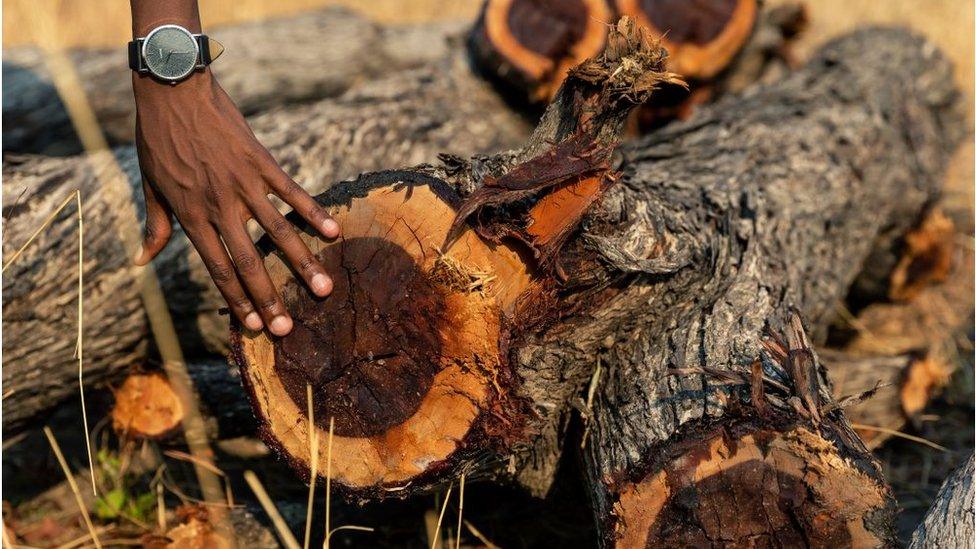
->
142, 25, 199, 81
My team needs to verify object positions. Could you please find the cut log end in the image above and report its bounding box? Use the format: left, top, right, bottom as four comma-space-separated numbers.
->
610, 425, 893, 548
231, 174, 533, 494
111, 372, 184, 440
470, 0, 612, 101
614, 0, 758, 80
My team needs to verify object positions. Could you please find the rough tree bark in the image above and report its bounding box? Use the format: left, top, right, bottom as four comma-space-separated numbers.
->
1, 49, 531, 433
225, 25, 961, 548
575, 27, 961, 546
2, 7, 466, 155
909, 455, 975, 549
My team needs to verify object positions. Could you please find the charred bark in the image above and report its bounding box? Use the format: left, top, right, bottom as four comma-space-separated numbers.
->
2, 7, 466, 155
226, 27, 961, 543
1, 51, 531, 433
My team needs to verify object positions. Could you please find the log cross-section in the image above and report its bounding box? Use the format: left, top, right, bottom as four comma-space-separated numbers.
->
234, 176, 532, 490
614, 0, 758, 80
469, 0, 613, 101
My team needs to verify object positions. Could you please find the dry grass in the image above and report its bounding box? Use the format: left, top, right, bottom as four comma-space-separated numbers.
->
43, 427, 103, 549
244, 470, 301, 549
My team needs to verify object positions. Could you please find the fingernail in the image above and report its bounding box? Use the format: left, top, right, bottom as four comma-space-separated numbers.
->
133, 245, 145, 264
270, 315, 292, 336
244, 312, 263, 331
311, 274, 332, 296
322, 219, 339, 237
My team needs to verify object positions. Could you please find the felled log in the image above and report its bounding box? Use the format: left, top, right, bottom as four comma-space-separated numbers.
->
615, 0, 759, 80
231, 19, 677, 497
469, 0, 806, 123
2, 7, 465, 155
909, 455, 975, 549
569, 27, 958, 546
1, 49, 531, 434
468, 0, 613, 101
5, 33, 963, 549
228, 26, 961, 542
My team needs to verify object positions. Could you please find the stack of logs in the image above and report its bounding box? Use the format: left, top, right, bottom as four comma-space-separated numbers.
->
3, 3, 972, 547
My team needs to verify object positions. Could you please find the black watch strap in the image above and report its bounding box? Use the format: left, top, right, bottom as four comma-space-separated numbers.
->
197, 35, 213, 66
127, 34, 217, 73
127, 38, 143, 71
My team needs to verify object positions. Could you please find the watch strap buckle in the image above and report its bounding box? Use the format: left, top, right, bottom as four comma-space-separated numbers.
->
127, 38, 146, 72
194, 34, 210, 69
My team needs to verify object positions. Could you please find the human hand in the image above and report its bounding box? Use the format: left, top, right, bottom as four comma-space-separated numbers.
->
132, 69, 339, 336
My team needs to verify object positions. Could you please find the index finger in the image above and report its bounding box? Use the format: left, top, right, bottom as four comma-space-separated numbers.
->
265, 168, 340, 239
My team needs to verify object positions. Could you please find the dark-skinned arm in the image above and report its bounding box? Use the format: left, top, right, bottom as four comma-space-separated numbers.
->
130, 0, 338, 336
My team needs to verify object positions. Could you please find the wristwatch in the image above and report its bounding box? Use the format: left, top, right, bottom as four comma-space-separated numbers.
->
128, 24, 223, 82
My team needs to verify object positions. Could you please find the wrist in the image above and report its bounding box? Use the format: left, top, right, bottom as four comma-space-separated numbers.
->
133, 66, 214, 101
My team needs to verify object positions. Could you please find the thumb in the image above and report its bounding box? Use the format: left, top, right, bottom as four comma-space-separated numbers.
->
134, 177, 173, 266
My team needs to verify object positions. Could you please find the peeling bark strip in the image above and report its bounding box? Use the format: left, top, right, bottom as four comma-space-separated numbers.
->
468, 0, 613, 101
232, 18, 674, 497
449, 30, 681, 272
231, 25, 963, 509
